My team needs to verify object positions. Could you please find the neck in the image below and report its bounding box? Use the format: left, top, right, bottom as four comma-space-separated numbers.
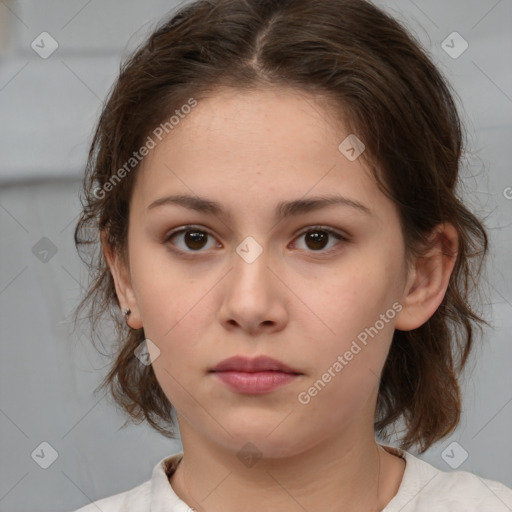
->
169, 419, 402, 512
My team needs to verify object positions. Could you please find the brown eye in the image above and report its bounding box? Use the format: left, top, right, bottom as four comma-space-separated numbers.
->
292, 227, 347, 254
183, 230, 208, 250
165, 227, 220, 252
304, 230, 329, 250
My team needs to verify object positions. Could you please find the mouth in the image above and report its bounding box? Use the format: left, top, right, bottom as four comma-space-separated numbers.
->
209, 355, 302, 374
209, 355, 303, 394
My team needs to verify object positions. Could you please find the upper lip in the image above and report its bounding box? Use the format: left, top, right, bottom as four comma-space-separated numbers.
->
209, 355, 302, 374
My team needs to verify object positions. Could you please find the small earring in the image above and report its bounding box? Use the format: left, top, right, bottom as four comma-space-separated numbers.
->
123, 308, 131, 317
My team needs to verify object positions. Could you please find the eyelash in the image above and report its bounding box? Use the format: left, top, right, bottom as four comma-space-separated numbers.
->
163, 225, 349, 257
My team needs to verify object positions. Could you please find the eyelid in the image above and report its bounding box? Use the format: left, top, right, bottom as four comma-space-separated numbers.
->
293, 225, 349, 240
165, 224, 215, 239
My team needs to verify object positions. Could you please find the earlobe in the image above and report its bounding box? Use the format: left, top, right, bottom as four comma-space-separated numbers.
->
101, 231, 143, 329
395, 223, 458, 331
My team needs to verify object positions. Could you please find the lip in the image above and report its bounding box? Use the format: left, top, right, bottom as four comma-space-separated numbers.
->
210, 355, 301, 374
209, 356, 302, 394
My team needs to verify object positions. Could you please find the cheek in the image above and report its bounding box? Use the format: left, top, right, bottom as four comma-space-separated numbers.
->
295, 318, 395, 431
297, 255, 401, 385
130, 243, 208, 334
306, 258, 399, 337
131, 262, 220, 379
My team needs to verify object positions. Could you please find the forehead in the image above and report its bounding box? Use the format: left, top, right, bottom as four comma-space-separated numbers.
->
172, 86, 345, 149
138, 86, 353, 177
133, 86, 393, 225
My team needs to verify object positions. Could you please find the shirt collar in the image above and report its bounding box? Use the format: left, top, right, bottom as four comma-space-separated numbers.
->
150, 451, 190, 512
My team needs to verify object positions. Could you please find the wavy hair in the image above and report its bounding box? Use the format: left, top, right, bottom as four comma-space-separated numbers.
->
74, 0, 489, 453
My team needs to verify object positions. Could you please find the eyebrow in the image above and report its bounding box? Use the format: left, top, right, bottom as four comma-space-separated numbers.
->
147, 193, 372, 219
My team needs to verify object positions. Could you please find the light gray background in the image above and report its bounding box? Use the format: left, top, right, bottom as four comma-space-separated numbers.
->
0, 1, 511, 511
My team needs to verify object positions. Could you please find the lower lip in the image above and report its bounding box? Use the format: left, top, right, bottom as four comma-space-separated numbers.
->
212, 371, 299, 394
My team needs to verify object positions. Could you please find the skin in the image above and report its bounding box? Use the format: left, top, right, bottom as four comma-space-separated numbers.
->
105, 86, 458, 512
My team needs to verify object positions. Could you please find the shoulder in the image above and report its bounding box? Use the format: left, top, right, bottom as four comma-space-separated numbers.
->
383, 445, 512, 511
71, 480, 151, 512
70, 452, 184, 512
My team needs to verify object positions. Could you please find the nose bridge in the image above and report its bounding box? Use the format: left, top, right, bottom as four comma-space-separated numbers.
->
218, 235, 286, 333
231, 235, 271, 298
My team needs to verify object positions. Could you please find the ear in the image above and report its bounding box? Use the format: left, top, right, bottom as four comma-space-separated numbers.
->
395, 222, 458, 331
101, 231, 143, 329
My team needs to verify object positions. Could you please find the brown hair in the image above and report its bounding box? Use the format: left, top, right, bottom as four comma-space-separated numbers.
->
74, 0, 489, 453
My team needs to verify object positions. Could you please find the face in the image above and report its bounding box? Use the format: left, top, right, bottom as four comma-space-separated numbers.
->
118, 87, 413, 458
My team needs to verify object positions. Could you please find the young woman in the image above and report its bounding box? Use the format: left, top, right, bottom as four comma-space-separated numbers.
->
72, 0, 512, 510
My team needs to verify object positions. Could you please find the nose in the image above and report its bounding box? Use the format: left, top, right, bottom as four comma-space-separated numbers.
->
217, 243, 288, 336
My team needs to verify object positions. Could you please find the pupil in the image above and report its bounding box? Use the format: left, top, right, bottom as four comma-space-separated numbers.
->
306, 231, 327, 250
185, 231, 207, 250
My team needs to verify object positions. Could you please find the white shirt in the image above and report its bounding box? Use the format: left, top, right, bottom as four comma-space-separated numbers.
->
73, 444, 512, 511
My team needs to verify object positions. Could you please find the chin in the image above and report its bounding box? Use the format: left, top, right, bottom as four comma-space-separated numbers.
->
215, 421, 319, 461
